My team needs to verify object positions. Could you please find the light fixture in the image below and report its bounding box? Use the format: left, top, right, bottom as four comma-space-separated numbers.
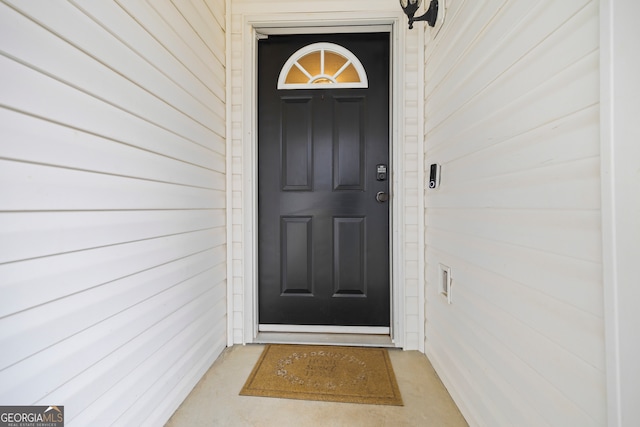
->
399, 0, 439, 29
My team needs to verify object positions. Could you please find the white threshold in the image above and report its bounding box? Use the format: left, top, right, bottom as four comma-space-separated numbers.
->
254, 332, 394, 347
258, 324, 390, 335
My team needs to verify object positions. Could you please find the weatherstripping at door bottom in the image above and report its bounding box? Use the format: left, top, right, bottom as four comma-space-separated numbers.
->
258, 324, 390, 334
255, 332, 395, 348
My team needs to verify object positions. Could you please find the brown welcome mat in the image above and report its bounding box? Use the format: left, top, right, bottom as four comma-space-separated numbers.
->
239, 344, 403, 406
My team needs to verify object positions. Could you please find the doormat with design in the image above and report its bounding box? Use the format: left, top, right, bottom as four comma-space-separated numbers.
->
239, 344, 403, 406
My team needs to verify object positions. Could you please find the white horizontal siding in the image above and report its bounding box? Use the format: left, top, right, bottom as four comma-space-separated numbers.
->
424, 1, 604, 426
231, 0, 403, 14
0, 0, 226, 425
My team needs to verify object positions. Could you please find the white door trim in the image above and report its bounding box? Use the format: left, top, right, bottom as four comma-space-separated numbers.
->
600, 0, 640, 425
240, 12, 408, 348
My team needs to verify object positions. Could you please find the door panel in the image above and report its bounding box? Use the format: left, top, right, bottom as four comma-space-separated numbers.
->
258, 33, 390, 327
333, 217, 366, 296
281, 97, 313, 190
333, 97, 365, 190
281, 216, 313, 295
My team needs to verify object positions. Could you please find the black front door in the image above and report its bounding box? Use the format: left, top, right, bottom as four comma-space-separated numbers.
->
258, 33, 390, 327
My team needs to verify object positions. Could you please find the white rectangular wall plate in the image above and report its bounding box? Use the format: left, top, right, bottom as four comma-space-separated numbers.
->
439, 263, 452, 304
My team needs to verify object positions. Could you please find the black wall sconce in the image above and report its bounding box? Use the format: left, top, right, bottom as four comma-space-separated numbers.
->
400, 0, 439, 29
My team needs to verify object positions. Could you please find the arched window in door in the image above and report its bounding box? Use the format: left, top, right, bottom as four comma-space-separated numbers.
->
277, 42, 368, 89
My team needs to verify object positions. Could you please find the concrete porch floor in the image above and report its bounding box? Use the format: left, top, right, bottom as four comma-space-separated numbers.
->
166, 344, 468, 427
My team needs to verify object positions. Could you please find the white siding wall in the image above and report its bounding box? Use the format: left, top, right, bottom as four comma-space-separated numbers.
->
229, 0, 424, 350
0, 1, 227, 425
423, 1, 604, 426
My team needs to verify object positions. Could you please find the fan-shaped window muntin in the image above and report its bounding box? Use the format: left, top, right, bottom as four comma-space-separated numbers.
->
278, 43, 368, 89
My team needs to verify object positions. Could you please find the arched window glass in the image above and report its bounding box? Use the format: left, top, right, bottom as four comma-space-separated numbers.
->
277, 43, 368, 89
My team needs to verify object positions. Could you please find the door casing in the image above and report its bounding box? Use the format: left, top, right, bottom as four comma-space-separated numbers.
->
239, 12, 415, 348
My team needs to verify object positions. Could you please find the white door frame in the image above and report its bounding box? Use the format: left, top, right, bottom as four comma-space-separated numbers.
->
239, 12, 410, 347
600, 0, 640, 425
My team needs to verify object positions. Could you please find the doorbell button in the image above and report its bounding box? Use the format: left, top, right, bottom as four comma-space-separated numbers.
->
428, 163, 441, 189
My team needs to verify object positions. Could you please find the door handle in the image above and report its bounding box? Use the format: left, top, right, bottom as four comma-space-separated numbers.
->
376, 191, 389, 203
